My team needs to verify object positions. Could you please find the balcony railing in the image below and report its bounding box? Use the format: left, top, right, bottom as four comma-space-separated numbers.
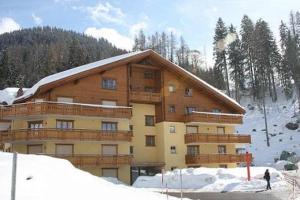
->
0, 101, 132, 119
129, 90, 161, 103
0, 129, 133, 142
185, 153, 252, 164
49, 154, 133, 167
185, 111, 243, 124
184, 133, 251, 144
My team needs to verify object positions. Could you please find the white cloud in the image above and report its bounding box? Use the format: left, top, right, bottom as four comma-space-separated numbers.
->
0, 17, 20, 35
129, 21, 148, 37
74, 2, 125, 25
166, 27, 182, 37
32, 14, 43, 25
84, 27, 133, 50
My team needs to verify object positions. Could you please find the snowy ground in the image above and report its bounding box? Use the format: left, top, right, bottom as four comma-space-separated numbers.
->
133, 167, 288, 193
237, 89, 300, 166
0, 152, 184, 200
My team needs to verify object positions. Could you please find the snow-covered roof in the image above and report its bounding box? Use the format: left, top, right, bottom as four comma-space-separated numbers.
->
12, 49, 244, 113
14, 50, 149, 102
0, 87, 28, 105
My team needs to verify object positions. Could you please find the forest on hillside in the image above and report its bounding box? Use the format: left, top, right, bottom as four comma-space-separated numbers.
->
133, 11, 300, 109
0, 27, 126, 89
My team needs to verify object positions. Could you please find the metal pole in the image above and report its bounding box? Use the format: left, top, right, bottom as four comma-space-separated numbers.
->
180, 169, 183, 200
11, 152, 17, 200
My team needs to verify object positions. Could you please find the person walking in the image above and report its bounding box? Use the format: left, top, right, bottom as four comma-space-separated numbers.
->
263, 169, 271, 190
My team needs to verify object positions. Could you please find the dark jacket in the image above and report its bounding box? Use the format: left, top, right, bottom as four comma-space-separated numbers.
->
264, 171, 270, 181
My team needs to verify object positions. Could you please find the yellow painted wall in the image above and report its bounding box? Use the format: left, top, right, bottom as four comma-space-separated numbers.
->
130, 103, 158, 163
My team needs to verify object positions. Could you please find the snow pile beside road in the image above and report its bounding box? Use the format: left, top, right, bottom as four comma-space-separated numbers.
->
0, 152, 183, 200
273, 160, 293, 170
133, 167, 287, 192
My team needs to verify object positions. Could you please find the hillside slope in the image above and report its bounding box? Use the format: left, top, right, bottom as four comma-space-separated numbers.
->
237, 90, 300, 166
0, 27, 126, 89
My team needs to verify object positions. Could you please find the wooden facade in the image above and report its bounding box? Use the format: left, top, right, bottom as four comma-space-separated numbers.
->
184, 133, 251, 144
52, 154, 133, 167
185, 153, 252, 164
0, 129, 133, 142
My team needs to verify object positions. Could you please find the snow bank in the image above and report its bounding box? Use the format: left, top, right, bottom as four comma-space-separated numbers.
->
273, 160, 293, 170
133, 167, 287, 192
0, 152, 184, 200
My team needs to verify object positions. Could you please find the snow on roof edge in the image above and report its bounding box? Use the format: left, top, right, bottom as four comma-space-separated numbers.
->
14, 50, 150, 102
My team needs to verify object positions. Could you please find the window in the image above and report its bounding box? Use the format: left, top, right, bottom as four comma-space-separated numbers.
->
218, 145, 227, 154
145, 115, 155, 126
212, 108, 221, 113
168, 105, 176, 113
102, 168, 118, 178
145, 136, 155, 146
169, 84, 176, 93
57, 97, 73, 103
102, 122, 118, 131
28, 121, 43, 129
186, 126, 198, 134
187, 145, 199, 155
56, 120, 74, 129
130, 146, 134, 154
102, 78, 116, 90
145, 86, 155, 92
185, 88, 193, 96
169, 125, 176, 133
27, 144, 43, 154
102, 100, 117, 106
219, 164, 228, 168
217, 127, 225, 134
170, 146, 176, 154
55, 144, 73, 155
35, 98, 44, 102
144, 71, 155, 79
102, 145, 118, 155
186, 106, 196, 114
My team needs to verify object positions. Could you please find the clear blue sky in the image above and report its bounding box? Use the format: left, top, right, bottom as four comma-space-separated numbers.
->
0, 0, 298, 66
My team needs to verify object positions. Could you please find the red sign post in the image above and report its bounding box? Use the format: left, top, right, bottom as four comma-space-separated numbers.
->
245, 151, 251, 181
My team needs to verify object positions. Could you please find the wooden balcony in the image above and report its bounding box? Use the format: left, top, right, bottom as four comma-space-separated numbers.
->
129, 91, 161, 103
185, 133, 251, 144
185, 112, 243, 124
0, 129, 133, 143
185, 153, 252, 165
0, 102, 132, 119
51, 154, 133, 167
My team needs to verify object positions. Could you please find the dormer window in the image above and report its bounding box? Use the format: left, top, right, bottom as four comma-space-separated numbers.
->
212, 108, 221, 113
185, 88, 193, 96
102, 78, 116, 90
144, 71, 155, 79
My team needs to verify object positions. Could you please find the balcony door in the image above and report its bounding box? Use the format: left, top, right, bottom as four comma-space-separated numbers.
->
187, 145, 199, 155
102, 145, 117, 155
57, 97, 74, 103
186, 126, 198, 134
101, 100, 116, 106
217, 127, 225, 134
56, 144, 74, 156
27, 144, 43, 154
102, 168, 118, 178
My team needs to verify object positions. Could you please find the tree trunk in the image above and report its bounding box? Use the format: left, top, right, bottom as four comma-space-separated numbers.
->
223, 52, 231, 97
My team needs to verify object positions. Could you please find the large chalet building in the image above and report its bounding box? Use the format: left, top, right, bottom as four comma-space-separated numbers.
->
0, 50, 251, 184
